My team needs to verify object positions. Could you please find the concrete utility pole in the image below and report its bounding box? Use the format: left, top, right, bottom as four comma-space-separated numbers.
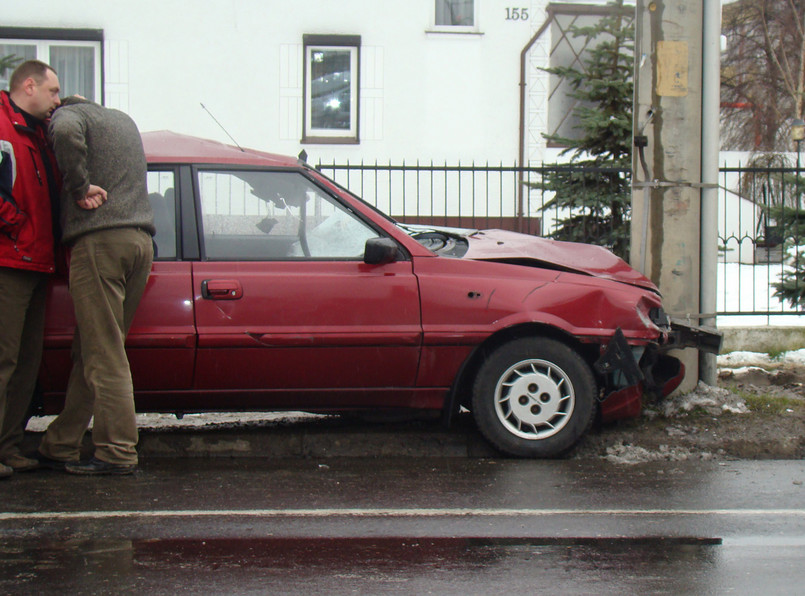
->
631, 0, 721, 392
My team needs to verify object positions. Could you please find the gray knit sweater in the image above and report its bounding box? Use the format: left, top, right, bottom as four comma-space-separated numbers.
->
49, 97, 155, 244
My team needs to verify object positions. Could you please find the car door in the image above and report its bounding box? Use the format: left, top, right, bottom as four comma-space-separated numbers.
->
191, 168, 422, 409
39, 169, 196, 410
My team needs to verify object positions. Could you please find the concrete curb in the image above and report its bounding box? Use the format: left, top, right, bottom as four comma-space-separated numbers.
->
721, 327, 805, 353
22, 415, 499, 460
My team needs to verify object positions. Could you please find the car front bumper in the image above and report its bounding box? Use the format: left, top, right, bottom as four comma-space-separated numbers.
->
594, 320, 722, 422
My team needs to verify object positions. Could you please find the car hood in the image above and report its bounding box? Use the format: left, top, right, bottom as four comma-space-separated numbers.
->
402, 224, 657, 292
465, 229, 657, 291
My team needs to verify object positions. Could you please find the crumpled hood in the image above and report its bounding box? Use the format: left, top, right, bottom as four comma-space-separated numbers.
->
463, 229, 658, 292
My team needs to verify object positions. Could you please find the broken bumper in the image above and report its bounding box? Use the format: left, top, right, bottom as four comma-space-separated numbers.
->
666, 318, 723, 354
593, 320, 722, 422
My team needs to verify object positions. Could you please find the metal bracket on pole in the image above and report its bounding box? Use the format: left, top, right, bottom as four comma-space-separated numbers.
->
632, 181, 718, 189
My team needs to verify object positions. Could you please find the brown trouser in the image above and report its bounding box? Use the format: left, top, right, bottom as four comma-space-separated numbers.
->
40, 228, 153, 465
0, 267, 48, 460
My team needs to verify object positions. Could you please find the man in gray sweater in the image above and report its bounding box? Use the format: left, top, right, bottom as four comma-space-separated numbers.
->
38, 96, 155, 475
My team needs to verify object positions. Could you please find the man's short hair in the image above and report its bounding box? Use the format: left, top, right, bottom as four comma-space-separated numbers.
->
9, 60, 57, 91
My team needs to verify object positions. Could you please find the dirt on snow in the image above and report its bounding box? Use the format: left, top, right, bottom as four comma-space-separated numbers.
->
573, 354, 805, 464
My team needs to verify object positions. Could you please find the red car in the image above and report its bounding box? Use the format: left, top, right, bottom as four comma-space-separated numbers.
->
38, 132, 720, 458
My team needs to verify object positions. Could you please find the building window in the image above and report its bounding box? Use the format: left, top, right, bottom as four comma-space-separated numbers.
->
0, 28, 102, 103
303, 35, 360, 144
435, 0, 476, 28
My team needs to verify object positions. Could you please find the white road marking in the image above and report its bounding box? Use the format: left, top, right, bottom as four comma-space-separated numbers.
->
1, 508, 804, 521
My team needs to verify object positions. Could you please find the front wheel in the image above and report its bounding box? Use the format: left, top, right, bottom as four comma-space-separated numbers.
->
471, 337, 596, 458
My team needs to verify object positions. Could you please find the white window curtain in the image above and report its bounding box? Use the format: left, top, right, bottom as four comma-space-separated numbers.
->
435, 0, 475, 26
50, 45, 95, 100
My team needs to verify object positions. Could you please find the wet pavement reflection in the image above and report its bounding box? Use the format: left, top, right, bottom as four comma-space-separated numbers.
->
2, 458, 804, 593
3, 536, 729, 594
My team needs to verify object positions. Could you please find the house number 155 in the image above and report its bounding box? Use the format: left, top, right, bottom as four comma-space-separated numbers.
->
505, 7, 529, 20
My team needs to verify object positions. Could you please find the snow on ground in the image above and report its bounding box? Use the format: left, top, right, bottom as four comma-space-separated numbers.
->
658, 381, 749, 417
602, 380, 751, 465
602, 444, 711, 465
718, 349, 805, 367
716, 262, 805, 327
642, 350, 802, 419
25, 411, 328, 433
600, 349, 805, 465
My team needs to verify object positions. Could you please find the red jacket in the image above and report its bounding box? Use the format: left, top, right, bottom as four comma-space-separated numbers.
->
0, 90, 58, 274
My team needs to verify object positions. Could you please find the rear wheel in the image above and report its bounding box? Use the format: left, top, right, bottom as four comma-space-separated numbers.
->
471, 337, 596, 458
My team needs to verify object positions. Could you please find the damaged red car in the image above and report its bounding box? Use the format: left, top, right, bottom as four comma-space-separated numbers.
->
38, 132, 721, 458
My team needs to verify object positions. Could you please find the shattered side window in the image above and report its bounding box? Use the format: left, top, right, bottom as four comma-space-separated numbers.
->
197, 170, 378, 260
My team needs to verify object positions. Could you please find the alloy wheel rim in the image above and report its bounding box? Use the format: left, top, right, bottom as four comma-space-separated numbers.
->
494, 358, 575, 439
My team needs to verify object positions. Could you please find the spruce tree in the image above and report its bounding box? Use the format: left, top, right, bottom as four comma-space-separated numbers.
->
770, 176, 805, 308
537, 0, 634, 260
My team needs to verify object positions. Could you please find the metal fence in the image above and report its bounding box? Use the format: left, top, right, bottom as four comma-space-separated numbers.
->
717, 164, 803, 324
318, 161, 541, 235
316, 160, 805, 323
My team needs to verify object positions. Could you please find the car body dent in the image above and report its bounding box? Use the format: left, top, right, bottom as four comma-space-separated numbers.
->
456, 228, 657, 291
415, 257, 664, 345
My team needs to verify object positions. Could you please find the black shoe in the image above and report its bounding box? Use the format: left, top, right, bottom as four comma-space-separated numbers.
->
65, 457, 136, 476
34, 452, 75, 471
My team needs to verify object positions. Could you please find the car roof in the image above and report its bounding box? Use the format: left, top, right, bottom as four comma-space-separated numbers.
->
142, 130, 300, 168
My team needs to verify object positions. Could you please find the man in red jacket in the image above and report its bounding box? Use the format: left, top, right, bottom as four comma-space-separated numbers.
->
0, 60, 61, 478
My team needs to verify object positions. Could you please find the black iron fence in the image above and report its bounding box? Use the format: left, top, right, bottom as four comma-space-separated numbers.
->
717, 164, 803, 323
316, 160, 805, 322
316, 161, 632, 239
318, 161, 540, 235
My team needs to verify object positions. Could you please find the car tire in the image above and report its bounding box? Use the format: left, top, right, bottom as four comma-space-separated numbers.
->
471, 337, 596, 458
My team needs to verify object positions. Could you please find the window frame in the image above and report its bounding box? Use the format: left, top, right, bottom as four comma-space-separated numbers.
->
302, 34, 361, 145
0, 27, 103, 104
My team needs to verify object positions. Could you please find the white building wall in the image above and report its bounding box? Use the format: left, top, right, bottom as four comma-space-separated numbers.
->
4, 0, 551, 164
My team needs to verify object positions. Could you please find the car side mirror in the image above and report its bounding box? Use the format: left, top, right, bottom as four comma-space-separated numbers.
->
364, 237, 398, 265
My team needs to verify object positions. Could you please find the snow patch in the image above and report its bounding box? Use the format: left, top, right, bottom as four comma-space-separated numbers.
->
604, 442, 719, 465
659, 381, 749, 417
718, 349, 805, 368
26, 411, 327, 433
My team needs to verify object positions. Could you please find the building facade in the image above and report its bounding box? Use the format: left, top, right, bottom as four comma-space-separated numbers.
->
2, 0, 597, 165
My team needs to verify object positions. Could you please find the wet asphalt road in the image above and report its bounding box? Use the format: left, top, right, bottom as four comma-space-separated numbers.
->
1, 458, 804, 594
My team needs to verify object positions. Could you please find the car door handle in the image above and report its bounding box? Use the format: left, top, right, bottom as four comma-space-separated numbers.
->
201, 279, 243, 300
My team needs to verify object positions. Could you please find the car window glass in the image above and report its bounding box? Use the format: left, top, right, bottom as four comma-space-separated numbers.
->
146, 171, 177, 260
197, 170, 379, 260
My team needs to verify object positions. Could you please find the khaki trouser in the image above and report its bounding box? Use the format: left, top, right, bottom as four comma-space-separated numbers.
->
0, 267, 48, 460
40, 228, 153, 465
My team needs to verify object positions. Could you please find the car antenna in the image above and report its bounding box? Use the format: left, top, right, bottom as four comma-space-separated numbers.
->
200, 103, 245, 152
